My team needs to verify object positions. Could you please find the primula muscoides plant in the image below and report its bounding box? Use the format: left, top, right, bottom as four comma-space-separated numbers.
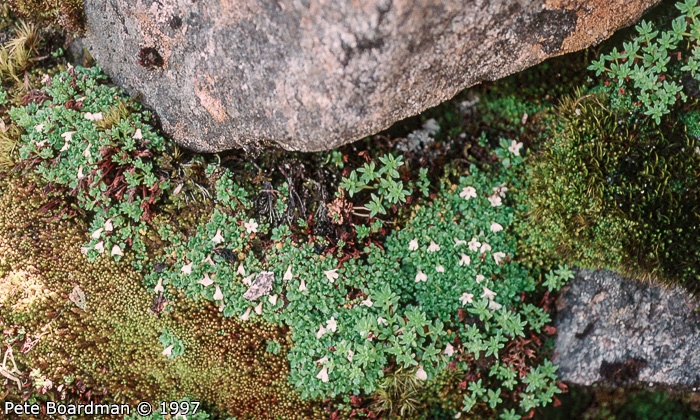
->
146, 137, 564, 418
9, 65, 171, 267
589, 0, 700, 123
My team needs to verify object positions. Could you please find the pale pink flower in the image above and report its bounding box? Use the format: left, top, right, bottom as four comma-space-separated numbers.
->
198, 273, 214, 287
415, 366, 428, 381
244, 219, 259, 233
468, 238, 481, 252
488, 194, 502, 207
324, 269, 339, 283
212, 229, 224, 244
427, 240, 441, 253
459, 254, 471, 266
316, 366, 329, 382
460, 186, 477, 200
459, 292, 473, 305
213, 285, 224, 301
490, 222, 503, 233
415, 269, 428, 282
408, 239, 419, 251
509, 140, 523, 156
481, 286, 497, 300
493, 252, 506, 265
181, 262, 193, 274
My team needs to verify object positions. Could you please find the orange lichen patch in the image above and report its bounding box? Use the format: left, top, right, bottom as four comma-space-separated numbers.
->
194, 76, 229, 123
546, 0, 660, 53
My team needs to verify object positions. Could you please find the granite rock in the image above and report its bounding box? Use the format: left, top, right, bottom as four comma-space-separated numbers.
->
554, 269, 700, 387
83, 0, 659, 152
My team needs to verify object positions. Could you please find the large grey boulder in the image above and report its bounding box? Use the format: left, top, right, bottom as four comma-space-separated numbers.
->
553, 269, 700, 387
83, 0, 659, 152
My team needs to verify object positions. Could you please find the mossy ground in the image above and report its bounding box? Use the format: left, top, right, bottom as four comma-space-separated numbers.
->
2, 2, 700, 419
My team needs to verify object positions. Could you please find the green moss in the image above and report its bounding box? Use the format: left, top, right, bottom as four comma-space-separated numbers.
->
520, 88, 700, 293
0, 175, 323, 419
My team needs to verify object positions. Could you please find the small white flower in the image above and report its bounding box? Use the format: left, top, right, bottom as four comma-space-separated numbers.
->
489, 300, 503, 311
436, 265, 445, 273
408, 239, 419, 251
427, 241, 441, 253
237, 264, 246, 276
85, 112, 103, 121
316, 325, 327, 339
111, 245, 123, 256
61, 131, 76, 141
60, 142, 70, 152
181, 262, 193, 274
481, 286, 497, 300
476, 274, 485, 283
212, 229, 224, 244
104, 219, 113, 232
455, 412, 462, 419
324, 269, 339, 283
154, 278, 164, 293
415, 366, 428, 381
35, 139, 47, 147
162, 345, 173, 357
377, 316, 388, 326
268, 294, 278, 305
91, 228, 104, 239
459, 254, 471, 266
94, 241, 105, 254
459, 292, 473, 305
488, 194, 502, 207
198, 273, 214, 287
316, 366, 329, 382
284, 265, 293, 280
34, 123, 44, 132
468, 238, 481, 252
299, 279, 307, 291
254, 301, 263, 315
316, 356, 329, 364
444, 343, 455, 357
242, 274, 254, 286
509, 140, 523, 156
415, 269, 428, 282
459, 186, 477, 200
454, 238, 467, 247
244, 219, 259, 233
490, 222, 503, 233
347, 349, 354, 362
203, 255, 215, 266
213, 285, 224, 301
133, 128, 143, 139
172, 183, 183, 196
479, 243, 492, 254
361, 297, 373, 307
493, 252, 506, 265
240, 307, 251, 320
83, 144, 91, 158
326, 317, 338, 332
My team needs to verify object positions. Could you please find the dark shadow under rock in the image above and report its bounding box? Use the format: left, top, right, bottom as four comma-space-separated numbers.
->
553, 269, 700, 387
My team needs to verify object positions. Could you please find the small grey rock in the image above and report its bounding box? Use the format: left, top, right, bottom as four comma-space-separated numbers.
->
554, 269, 700, 387
243, 271, 275, 301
